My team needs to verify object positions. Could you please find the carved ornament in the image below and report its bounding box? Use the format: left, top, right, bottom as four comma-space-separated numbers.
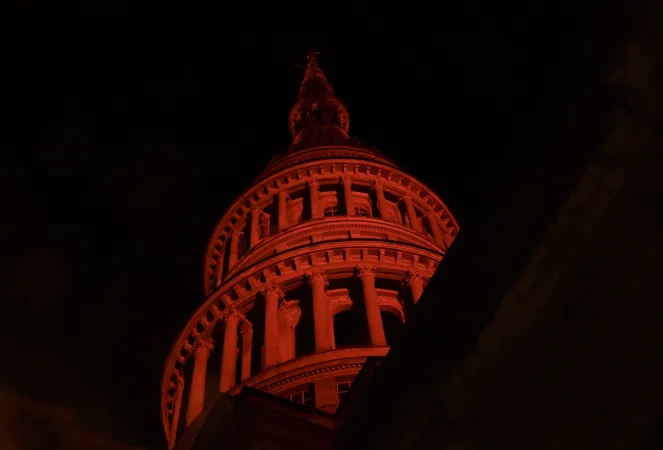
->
194, 337, 214, 356
279, 299, 302, 328
260, 284, 284, 299
403, 270, 429, 286
306, 269, 329, 286
355, 265, 377, 279
223, 307, 242, 322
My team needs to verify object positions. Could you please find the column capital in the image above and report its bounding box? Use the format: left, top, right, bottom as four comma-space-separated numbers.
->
341, 173, 352, 183
403, 270, 429, 286
356, 265, 377, 279
306, 269, 329, 286
260, 283, 284, 299
279, 299, 302, 328
373, 178, 385, 189
401, 192, 413, 201
194, 337, 214, 356
308, 178, 320, 189
223, 307, 242, 322
240, 321, 253, 336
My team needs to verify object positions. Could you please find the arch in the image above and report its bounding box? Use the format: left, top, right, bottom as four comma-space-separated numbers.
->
378, 303, 405, 325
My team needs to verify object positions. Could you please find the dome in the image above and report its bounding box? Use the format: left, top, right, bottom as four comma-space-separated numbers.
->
161, 54, 459, 449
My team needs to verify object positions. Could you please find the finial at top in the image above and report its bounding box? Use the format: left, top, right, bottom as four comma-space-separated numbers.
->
288, 52, 351, 150
307, 51, 320, 64
297, 51, 333, 100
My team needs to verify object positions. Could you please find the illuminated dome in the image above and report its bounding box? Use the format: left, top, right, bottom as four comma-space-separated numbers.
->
161, 53, 459, 449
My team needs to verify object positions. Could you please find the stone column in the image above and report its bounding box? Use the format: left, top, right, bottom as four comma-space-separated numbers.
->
228, 230, 241, 269
309, 179, 322, 219
220, 309, 240, 392
342, 175, 355, 216
168, 377, 184, 450
279, 299, 301, 362
214, 250, 225, 287
356, 265, 387, 346
427, 211, 445, 247
240, 321, 253, 381
307, 270, 332, 351
404, 270, 426, 305
185, 337, 214, 426
250, 208, 261, 248
374, 179, 389, 221
278, 191, 288, 230
262, 284, 283, 368
402, 194, 422, 232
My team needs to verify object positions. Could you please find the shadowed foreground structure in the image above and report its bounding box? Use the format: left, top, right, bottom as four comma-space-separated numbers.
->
0, 389, 146, 450
335, 4, 663, 450
170, 3, 663, 450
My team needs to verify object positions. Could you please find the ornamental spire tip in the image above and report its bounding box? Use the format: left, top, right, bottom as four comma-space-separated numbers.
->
288, 52, 351, 149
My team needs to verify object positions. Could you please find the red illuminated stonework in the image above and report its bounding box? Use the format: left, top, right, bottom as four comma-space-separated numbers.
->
160, 53, 459, 448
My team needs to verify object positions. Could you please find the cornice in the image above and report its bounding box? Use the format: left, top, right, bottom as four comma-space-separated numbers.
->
223, 217, 444, 280
236, 347, 389, 394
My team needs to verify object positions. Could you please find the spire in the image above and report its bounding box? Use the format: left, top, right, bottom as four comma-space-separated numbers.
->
287, 52, 352, 150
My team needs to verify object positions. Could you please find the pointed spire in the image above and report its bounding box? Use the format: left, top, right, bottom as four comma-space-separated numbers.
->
297, 52, 334, 100
287, 52, 352, 150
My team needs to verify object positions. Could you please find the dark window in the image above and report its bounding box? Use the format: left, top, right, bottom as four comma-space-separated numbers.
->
337, 381, 353, 402
324, 205, 338, 217
288, 385, 315, 407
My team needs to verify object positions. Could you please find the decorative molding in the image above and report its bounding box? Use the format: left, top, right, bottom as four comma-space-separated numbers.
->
261, 363, 364, 393
329, 291, 353, 316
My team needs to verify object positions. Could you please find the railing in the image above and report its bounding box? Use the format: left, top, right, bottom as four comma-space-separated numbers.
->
318, 404, 339, 414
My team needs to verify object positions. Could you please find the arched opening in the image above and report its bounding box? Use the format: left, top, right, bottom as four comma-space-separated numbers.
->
333, 309, 369, 348
244, 302, 265, 377
381, 310, 402, 346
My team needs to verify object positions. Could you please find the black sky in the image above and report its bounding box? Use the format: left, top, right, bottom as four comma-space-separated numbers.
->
2, 5, 632, 447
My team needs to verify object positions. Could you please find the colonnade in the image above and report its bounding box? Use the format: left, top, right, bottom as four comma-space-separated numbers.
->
215, 175, 447, 281
180, 266, 429, 428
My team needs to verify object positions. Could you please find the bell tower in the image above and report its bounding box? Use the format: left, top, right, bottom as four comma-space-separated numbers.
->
160, 53, 459, 449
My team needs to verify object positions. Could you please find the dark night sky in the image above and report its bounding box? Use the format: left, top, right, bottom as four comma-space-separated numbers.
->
2, 6, 627, 447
